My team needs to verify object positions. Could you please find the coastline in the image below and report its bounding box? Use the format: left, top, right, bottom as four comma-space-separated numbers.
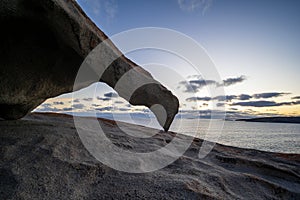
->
236, 117, 300, 124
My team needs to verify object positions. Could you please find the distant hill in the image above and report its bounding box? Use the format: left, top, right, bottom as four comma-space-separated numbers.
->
236, 117, 300, 124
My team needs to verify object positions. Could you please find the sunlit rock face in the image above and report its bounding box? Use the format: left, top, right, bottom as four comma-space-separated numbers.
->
0, 0, 178, 130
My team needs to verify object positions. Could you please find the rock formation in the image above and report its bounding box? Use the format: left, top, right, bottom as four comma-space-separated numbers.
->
0, 113, 299, 199
0, 0, 178, 131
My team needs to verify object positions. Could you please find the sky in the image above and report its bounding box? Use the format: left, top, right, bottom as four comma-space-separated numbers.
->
35, 0, 300, 119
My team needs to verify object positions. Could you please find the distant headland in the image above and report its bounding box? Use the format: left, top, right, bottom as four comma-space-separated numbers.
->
236, 117, 300, 124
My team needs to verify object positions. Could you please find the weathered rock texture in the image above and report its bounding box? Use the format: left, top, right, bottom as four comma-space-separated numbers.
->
0, 113, 299, 199
0, 0, 178, 131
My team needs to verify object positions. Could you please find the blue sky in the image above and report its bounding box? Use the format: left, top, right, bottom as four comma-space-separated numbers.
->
35, 0, 300, 118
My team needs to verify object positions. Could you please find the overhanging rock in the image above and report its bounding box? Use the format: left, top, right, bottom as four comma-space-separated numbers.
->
0, 0, 179, 131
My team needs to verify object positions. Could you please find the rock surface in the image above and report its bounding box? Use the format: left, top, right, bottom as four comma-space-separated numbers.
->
0, 0, 178, 131
0, 113, 299, 199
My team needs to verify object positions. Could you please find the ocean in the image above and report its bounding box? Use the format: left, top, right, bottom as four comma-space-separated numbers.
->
104, 115, 300, 154
171, 119, 300, 154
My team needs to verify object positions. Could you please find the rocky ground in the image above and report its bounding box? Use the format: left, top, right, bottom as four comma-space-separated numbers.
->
0, 113, 300, 199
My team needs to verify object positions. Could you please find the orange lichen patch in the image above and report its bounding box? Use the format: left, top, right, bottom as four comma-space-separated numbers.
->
99, 118, 118, 127
214, 144, 243, 154
32, 112, 74, 119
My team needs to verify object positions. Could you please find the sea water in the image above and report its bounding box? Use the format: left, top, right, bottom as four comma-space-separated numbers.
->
112, 116, 300, 154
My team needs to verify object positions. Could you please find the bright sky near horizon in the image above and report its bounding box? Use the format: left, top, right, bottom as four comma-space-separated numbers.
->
36, 0, 300, 118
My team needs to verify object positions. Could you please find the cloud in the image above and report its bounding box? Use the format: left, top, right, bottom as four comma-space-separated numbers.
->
253, 92, 290, 99
41, 103, 52, 107
178, 0, 212, 14
292, 96, 300, 100
104, 92, 118, 98
185, 92, 298, 107
62, 107, 73, 111
217, 103, 225, 107
53, 101, 64, 105
177, 109, 277, 119
73, 99, 80, 103
114, 100, 124, 104
79, 0, 118, 20
118, 108, 131, 112
220, 76, 246, 87
232, 100, 300, 107
232, 101, 278, 107
235, 93, 288, 100
104, 0, 118, 20
213, 95, 237, 102
35, 102, 74, 113
189, 79, 216, 87
186, 95, 238, 102
72, 104, 85, 109
35, 104, 61, 112
186, 97, 212, 102
179, 75, 246, 93
91, 104, 101, 107
96, 106, 114, 112
184, 92, 291, 103
178, 79, 216, 93
97, 96, 111, 101
82, 98, 93, 102
238, 94, 252, 100
279, 101, 300, 106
